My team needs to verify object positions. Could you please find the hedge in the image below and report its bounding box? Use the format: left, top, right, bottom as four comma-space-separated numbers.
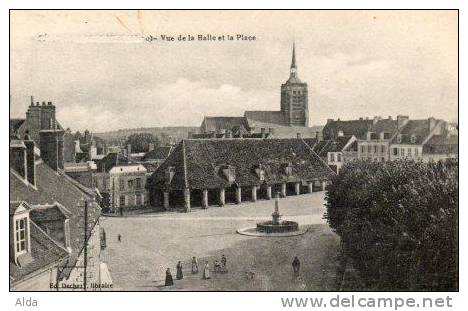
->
325, 159, 458, 290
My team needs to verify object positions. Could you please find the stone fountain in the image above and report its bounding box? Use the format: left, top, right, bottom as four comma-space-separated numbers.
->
255, 193, 299, 233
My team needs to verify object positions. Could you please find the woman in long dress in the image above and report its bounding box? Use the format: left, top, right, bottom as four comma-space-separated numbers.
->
191, 257, 199, 274
203, 261, 210, 279
165, 268, 174, 286
176, 261, 183, 280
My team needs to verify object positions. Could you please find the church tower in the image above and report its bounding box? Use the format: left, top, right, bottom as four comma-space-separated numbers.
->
280, 43, 309, 127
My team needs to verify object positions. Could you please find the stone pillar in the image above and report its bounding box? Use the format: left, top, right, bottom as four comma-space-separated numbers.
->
202, 189, 208, 209
281, 183, 287, 197
308, 181, 313, 194
236, 187, 242, 204
295, 182, 301, 195
184, 188, 191, 212
266, 186, 272, 200
321, 180, 327, 191
163, 192, 169, 209
219, 188, 225, 206
251, 186, 257, 202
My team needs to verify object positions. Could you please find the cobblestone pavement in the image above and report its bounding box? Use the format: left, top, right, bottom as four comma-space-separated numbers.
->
100, 192, 341, 291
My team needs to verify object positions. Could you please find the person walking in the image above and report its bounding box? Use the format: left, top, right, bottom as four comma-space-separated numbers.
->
165, 268, 174, 286
221, 254, 227, 273
117, 234, 121, 242
176, 261, 184, 280
203, 261, 211, 279
292, 256, 300, 277
191, 257, 199, 274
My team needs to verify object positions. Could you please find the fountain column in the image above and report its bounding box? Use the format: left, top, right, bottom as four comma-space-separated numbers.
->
202, 189, 208, 209
251, 186, 257, 202
308, 181, 313, 193
163, 192, 170, 209
266, 186, 272, 200
219, 188, 225, 206
236, 187, 242, 204
281, 183, 287, 197
184, 188, 191, 212
295, 182, 301, 195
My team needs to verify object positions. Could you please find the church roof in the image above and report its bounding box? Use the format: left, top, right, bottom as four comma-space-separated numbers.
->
201, 116, 250, 133
244, 111, 287, 125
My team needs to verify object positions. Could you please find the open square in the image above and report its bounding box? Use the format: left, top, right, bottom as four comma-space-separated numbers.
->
100, 192, 341, 291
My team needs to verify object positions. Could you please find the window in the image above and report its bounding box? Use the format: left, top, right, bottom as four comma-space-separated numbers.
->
119, 195, 126, 207
136, 194, 142, 206
330, 153, 335, 162
382, 157, 385, 162
136, 178, 142, 189
408, 148, 412, 156
374, 145, 378, 153
401, 148, 405, 157
393, 148, 398, 156
361, 146, 366, 153
337, 153, 342, 162
127, 179, 133, 189
397, 135, 402, 143
119, 179, 124, 191
368, 145, 372, 153
381, 145, 386, 153
384, 133, 390, 139
410, 135, 416, 143
15, 218, 27, 253
415, 148, 419, 156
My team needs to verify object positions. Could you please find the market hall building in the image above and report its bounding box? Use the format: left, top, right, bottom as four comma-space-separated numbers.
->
147, 138, 335, 212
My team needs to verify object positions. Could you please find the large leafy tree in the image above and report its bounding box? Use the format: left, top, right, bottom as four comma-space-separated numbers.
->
326, 159, 458, 290
124, 133, 160, 153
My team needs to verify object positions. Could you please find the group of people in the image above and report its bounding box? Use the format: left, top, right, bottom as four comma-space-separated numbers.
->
165, 255, 228, 286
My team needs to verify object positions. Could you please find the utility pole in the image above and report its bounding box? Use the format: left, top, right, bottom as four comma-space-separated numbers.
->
83, 199, 88, 291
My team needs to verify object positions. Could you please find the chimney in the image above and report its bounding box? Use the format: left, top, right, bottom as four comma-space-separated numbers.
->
366, 131, 372, 141
373, 116, 381, 125
327, 119, 334, 123
397, 115, 409, 129
359, 117, 363, 121
296, 133, 302, 139
428, 117, 437, 132
388, 116, 392, 120
39, 129, 64, 171
337, 130, 344, 137
24, 139, 36, 186
379, 132, 385, 140
249, 126, 255, 134
315, 131, 323, 142
10, 140, 27, 180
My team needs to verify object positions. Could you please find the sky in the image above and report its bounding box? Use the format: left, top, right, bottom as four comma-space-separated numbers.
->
10, 10, 458, 132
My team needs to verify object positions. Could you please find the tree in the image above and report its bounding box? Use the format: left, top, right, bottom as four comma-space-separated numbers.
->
124, 132, 160, 153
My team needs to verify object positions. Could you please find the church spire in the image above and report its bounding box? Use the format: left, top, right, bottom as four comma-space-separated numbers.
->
290, 42, 297, 77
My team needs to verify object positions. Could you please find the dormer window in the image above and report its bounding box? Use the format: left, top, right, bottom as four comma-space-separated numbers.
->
253, 165, 265, 181
10, 201, 32, 265
165, 166, 175, 184
15, 217, 28, 254
282, 163, 293, 177
397, 134, 403, 144
220, 165, 236, 183
410, 135, 416, 143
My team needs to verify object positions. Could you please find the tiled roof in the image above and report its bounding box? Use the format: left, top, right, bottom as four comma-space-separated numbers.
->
323, 119, 373, 140
370, 119, 398, 134
10, 160, 101, 281
391, 119, 443, 144
10, 221, 69, 285
423, 134, 458, 155
320, 136, 354, 153
10, 119, 26, 133
244, 111, 287, 125
201, 117, 250, 133
148, 138, 334, 191
96, 152, 129, 172
142, 146, 173, 161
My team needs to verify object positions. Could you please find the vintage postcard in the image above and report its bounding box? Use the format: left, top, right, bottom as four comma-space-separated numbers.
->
9, 10, 458, 293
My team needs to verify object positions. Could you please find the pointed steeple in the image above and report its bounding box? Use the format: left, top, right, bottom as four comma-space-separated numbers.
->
290, 42, 298, 78
291, 42, 297, 70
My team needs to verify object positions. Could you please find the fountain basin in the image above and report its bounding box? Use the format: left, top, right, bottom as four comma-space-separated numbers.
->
256, 220, 299, 233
